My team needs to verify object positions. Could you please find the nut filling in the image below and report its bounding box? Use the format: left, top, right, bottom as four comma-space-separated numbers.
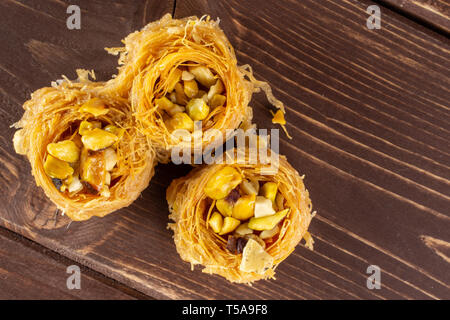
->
204, 166, 290, 274
43, 98, 122, 198
155, 63, 226, 133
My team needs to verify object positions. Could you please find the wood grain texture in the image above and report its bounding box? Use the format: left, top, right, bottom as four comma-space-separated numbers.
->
380, 0, 450, 34
0, 0, 449, 299
0, 228, 137, 299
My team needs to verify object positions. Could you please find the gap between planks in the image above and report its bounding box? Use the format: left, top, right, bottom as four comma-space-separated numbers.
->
0, 226, 153, 300
373, 0, 450, 36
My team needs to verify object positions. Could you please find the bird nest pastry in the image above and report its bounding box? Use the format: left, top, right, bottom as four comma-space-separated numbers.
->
13, 73, 156, 221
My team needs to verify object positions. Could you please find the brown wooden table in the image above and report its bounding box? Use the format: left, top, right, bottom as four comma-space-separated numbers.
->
0, 0, 449, 299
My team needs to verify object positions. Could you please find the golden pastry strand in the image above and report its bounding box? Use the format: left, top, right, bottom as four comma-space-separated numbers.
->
166, 151, 313, 283
105, 14, 289, 163
12, 72, 156, 221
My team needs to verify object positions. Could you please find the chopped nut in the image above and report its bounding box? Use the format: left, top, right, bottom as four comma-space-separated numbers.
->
240, 179, 259, 195
46, 140, 80, 163
260, 182, 278, 204
13, 129, 26, 155
232, 194, 256, 220
209, 94, 226, 109
219, 216, 241, 235
64, 174, 73, 185
169, 91, 177, 103
204, 166, 242, 200
181, 70, 195, 81
226, 236, 248, 254
225, 188, 240, 204
275, 192, 285, 211
248, 208, 289, 231
79, 120, 102, 136
272, 109, 286, 125
156, 97, 185, 116
155, 96, 174, 110
165, 112, 194, 133
188, 65, 216, 87
260, 225, 280, 239
244, 234, 266, 250
183, 80, 199, 99
254, 196, 276, 218
67, 176, 83, 193
81, 128, 118, 151
209, 211, 223, 233
71, 134, 83, 149
79, 98, 109, 117
44, 155, 74, 180
236, 237, 248, 254
216, 188, 240, 217
207, 79, 224, 101
174, 82, 188, 105
271, 109, 291, 139
234, 223, 253, 236
80, 149, 107, 192
105, 172, 111, 185
103, 124, 125, 139
103, 148, 117, 171
196, 90, 207, 99
186, 98, 210, 121
239, 238, 273, 274
100, 186, 111, 198
166, 104, 185, 117
226, 236, 237, 253
216, 198, 233, 217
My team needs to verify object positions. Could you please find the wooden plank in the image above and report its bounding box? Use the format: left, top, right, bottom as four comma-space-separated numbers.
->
380, 0, 450, 34
175, 0, 450, 299
0, 228, 138, 299
0, 0, 449, 299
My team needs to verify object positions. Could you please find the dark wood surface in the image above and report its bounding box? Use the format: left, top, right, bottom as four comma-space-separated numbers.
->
381, 0, 450, 34
0, 228, 143, 299
0, 0, 449, 299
